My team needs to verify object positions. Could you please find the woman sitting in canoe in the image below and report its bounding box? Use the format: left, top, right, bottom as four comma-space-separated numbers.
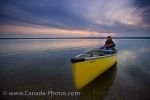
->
101, 36, 115, 50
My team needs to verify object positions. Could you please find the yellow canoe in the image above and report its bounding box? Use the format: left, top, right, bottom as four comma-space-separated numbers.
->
71, 49, 117, 89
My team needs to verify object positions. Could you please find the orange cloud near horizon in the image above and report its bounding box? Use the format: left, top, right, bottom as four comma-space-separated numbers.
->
0, 25, 117, 37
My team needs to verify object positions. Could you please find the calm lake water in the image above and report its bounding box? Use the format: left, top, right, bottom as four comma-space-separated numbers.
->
0, 39, 150, 100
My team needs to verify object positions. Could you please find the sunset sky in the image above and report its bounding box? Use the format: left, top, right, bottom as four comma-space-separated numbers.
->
0, 0, 150, 37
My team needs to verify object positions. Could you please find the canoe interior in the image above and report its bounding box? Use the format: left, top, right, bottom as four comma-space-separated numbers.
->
79, 49, 116, 58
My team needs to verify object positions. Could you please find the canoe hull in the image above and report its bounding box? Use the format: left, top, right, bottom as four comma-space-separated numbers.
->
72, 54, 117, 89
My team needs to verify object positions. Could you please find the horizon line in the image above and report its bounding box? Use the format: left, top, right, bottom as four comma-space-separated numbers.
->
0, 37, 150, 39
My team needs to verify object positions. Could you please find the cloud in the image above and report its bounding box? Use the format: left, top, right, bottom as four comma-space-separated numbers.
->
0, 0, 91, 29
133, 0, 150, 28
0, 0, 149, 37
0, 24, 118, 37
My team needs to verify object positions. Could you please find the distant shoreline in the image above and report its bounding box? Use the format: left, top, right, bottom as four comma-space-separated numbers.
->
0, 37, 150, 39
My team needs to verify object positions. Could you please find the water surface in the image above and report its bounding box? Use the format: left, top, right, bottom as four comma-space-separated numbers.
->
0, 39, 150, 100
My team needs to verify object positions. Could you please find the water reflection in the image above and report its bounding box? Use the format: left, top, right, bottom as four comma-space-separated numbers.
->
118, 50, 137, 66
0, 39, 105, 56
79, 63, 117, 100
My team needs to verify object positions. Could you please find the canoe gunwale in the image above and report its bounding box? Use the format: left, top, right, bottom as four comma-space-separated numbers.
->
71, 53, 117, 63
